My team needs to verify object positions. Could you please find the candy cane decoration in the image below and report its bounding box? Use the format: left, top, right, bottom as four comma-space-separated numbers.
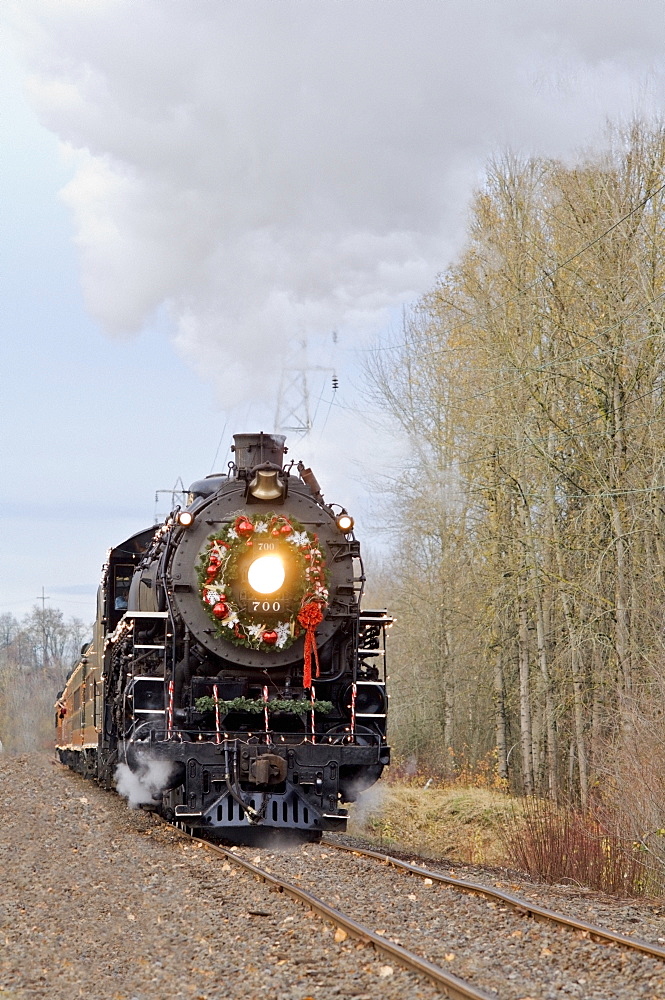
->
350, 681, 357, 739
263, 685, 270, 737
310, 684, 316, 744
213, 684, 221, 744
167, 680, 174, 737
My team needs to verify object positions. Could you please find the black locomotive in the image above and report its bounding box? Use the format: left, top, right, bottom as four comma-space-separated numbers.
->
56, 433, 391, 839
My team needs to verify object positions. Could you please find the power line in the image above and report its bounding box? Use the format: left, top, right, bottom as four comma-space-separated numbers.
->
209, 421, 228, 474
517, 179, 665, 295
357, 176, 665, 356
379, 290, 665, 410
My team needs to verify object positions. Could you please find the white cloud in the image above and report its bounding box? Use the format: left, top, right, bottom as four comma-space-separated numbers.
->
6, 0, 665, 405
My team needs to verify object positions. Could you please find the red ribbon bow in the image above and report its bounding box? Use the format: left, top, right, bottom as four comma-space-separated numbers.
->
297, 601, 324, 689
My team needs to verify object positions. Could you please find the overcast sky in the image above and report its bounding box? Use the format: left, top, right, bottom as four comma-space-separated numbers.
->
2, 0, 665, 624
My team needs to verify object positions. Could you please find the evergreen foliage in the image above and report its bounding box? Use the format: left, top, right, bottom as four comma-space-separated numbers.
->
194, 695, 333, 715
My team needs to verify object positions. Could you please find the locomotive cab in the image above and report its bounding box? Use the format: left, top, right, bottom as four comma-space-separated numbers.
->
113, 565, 132, 612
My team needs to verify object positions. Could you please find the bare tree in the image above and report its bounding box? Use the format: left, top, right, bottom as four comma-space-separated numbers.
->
0, 607, 90, 751
365, 121, 665, 808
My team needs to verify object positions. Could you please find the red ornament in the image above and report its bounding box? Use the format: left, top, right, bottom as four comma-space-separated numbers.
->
237, 518, 254, 536
271, 528, 280, 536
262, 630, 278, 645
212, 601, 228, 619
280, 524, 292, 535
246, 539, 253, 547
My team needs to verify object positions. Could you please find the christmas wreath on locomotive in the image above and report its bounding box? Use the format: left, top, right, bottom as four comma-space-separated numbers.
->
56, 433, 391, 838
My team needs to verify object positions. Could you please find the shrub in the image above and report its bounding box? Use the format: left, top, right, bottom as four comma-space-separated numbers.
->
502, 797, 656, 897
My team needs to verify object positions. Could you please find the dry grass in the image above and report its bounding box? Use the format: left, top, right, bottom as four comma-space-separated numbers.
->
385, 748, 507, 791
347, 783, 515, 864
350, 781, 662, 896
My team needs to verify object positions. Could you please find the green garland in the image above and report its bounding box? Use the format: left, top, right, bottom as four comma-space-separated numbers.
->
195, 695, 333, 716
197, 511, 328, 652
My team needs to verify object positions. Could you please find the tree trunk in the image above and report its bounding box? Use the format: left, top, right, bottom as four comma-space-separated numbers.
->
517, 578, 534, 796
547, 485, 589, 808
493, 651, 509, 783
519, 494, 558, 800
609, 369, 632, 694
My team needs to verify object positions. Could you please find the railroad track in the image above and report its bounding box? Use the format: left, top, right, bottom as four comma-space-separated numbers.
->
171, 824, 494, 1000
170, 823, 665, 998
321, 838, 665, 963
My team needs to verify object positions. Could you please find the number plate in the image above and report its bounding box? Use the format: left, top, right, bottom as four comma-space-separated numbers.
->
250, 597, 283, 614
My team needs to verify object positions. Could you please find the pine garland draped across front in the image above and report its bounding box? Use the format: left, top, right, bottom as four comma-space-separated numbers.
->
194, 696, 333, 716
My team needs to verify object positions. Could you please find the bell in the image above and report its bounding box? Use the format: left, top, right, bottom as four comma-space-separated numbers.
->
248, 469, 285, 501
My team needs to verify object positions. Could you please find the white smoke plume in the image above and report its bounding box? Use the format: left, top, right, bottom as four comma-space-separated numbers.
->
348, 780, 389, 834
6, 1, 665, 408
115, 758, 174, 809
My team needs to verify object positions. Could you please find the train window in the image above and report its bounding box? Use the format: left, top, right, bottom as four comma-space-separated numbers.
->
114, 565, 133, 611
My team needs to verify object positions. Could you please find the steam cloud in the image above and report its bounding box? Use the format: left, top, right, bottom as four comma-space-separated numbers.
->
348, 780, 388, 833
115, 758, 174, 809
7, 1, 665, 407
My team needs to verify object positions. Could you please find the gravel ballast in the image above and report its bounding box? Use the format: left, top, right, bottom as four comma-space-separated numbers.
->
230, 840, 665, 999
0, 753, 441, 1000
335, 833, 665, 948
4, 752, 665, 1000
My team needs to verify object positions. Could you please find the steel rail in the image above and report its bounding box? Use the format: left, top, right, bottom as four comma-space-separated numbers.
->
322, 839, 665, 962
170, 826, 494, 1000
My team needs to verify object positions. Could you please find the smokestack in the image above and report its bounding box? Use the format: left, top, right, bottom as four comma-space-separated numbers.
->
231, 432, 286, 474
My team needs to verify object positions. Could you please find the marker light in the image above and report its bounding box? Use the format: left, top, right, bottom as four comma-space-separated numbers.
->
177, 511, 194, 527
247, 554, 285, 594
336, 512, 354, 533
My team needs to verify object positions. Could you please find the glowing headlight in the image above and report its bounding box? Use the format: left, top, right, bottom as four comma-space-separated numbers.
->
336, 512, 354, 532
247, 554, 286, 594
177, 511, 194, 527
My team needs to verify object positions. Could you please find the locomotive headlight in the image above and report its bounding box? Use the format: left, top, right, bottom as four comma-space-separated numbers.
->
336, 512, 354, 533
247, 554, 286, 594
177, 511, 194, 527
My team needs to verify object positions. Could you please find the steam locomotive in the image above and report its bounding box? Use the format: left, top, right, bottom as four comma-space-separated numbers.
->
56, 433, 391, 839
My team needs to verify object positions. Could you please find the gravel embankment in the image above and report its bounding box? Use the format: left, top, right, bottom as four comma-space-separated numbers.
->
335, 833, 665, 947
5, 752, 665, 1000
231, 840, 665, 999
0, 753, 442, 1000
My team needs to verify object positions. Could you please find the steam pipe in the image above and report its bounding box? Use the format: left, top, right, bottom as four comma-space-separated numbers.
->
174, 629, 191, 708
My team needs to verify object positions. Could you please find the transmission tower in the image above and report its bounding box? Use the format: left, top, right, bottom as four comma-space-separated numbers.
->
275, 337, 337, 439
154, 477, 187, 523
